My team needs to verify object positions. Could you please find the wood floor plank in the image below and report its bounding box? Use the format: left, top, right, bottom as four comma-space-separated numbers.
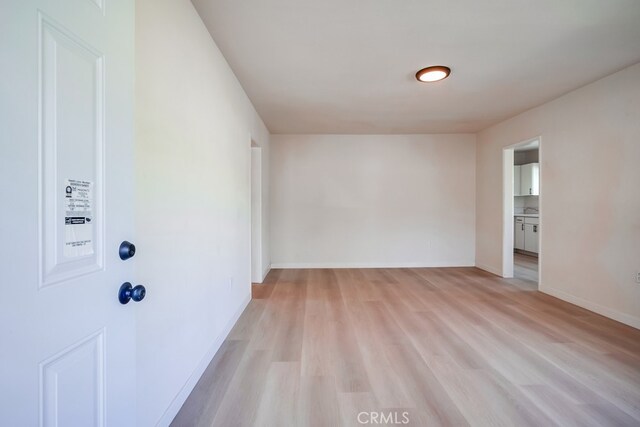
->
426, 355, 513, 426
171, 267, 640, 427
519, 384, 601, 427
336, 392, 379, 426
346, 299, 415, 408
514, 253, 539, 284
210, 349, 271, 427
170, 339, 247, 427
299, 375, 341, 427
301, 298, 332, 377
380, 343, 469, 426
226, 300, 266, 341
253, 362, 301, 426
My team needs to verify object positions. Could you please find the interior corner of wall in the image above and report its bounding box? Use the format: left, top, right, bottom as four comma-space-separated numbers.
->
261, 263, 271, 282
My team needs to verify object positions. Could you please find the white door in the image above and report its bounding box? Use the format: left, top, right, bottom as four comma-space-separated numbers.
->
0, 1, 137, 426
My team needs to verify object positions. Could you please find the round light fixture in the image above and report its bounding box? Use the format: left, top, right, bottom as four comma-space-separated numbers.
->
415, 66, 451, 83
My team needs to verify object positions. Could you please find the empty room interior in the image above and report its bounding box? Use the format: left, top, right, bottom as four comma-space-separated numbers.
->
2, 0, 640, 426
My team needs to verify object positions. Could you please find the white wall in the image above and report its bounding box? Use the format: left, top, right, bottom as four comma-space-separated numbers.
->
476, 62, 640, 328
135, 0, 270, 425
270, 134, 476, 268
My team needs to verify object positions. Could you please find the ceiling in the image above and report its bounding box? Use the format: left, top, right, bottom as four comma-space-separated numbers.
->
192, 0, 640, 134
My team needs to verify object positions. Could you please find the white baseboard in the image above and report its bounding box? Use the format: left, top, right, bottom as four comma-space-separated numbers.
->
475, 262, 503, 277
155, 293, 251, 427
541, 286, 640, 330
270, 261, 475, 269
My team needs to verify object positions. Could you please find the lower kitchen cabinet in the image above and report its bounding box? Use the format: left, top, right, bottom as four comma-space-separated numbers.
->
524, 223, 539, 253
514, 216, 539, 254
514, 217, 525, 250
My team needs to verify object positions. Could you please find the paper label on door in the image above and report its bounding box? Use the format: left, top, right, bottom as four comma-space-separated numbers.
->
64, 179, 94, 258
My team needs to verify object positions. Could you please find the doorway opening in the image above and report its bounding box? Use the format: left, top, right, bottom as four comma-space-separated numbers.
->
502, 137, 541, 289
251, 141, 263, 283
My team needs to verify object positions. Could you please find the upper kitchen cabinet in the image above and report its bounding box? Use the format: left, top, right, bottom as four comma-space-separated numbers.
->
520, 163, 539, 196
514, 165, 522, 196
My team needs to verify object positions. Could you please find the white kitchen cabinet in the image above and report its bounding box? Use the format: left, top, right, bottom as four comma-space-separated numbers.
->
520, 163, 539, 196
513, 165, 522, 196
514, 217, 525, 250
514, 216, 539, 254
524, 223, 539, 253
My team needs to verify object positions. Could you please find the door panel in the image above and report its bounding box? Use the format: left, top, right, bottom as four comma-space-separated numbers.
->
40, 330, 105, 426
40, 13, 105, 286
521, 164, 533, 195
525, 224, 539, 253
0, 1, 136, 426
513, 165, 521, 196
520, 163, 540, 196
514, 218, 525, 250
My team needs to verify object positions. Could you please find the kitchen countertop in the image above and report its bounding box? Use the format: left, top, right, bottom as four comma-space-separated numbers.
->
514, 213, 539, 217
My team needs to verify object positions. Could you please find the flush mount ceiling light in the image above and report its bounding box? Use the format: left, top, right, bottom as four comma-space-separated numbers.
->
415, 65, 451, 83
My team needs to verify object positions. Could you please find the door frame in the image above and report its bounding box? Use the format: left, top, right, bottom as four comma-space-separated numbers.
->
250, 142, 262, 283
501, 136, 542, 287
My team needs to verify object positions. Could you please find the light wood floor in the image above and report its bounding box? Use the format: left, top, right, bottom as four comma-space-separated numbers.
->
171, 268, 640, 427
514, 253, 538, 286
